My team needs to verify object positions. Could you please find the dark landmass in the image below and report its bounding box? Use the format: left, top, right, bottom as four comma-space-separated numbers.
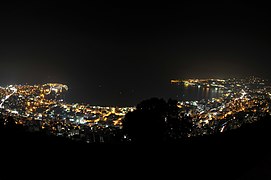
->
1, 114, 271, 179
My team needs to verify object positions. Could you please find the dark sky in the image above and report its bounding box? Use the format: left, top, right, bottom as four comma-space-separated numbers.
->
0, 1, 271, 106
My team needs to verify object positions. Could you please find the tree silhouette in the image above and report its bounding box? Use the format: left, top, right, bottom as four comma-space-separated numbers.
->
6, 116, 16, 129
122, 98, 167, 143
0, 117, 4, 129
122, 97, 194, 143
179, 114, 193, 139
166, 99, 183, 140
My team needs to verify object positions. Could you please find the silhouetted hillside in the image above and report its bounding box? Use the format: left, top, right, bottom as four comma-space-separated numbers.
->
0, 116, 83, 146
1, 115, 271, 179
115, 115, 271, 180
147, 116, 271, 180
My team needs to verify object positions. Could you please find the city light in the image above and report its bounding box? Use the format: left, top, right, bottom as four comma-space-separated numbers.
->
1, 76, 270, 142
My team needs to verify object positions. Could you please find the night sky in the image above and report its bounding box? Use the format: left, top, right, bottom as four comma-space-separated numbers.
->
1, 1, 271, 106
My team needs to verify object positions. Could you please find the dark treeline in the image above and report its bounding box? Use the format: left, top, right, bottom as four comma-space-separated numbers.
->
1, 97, 271, 179
122, 98, 193, 143
0, 115, 82, 145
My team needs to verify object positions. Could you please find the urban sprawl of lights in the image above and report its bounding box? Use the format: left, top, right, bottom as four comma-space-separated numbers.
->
171, 77, 271, 135
1, 77, 271, 142
0, 83, 135, 142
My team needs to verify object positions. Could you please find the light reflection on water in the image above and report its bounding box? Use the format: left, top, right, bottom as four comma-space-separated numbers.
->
176, 86, 223, 101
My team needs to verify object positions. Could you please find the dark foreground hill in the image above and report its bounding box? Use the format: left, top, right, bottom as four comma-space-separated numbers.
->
1, 117, 271, 179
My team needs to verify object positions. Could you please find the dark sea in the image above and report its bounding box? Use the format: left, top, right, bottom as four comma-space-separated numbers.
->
65, 83, 223, 107
177, 85, 223, 101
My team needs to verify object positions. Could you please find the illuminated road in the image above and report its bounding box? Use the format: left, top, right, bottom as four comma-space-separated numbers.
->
0, 86, 17, 108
